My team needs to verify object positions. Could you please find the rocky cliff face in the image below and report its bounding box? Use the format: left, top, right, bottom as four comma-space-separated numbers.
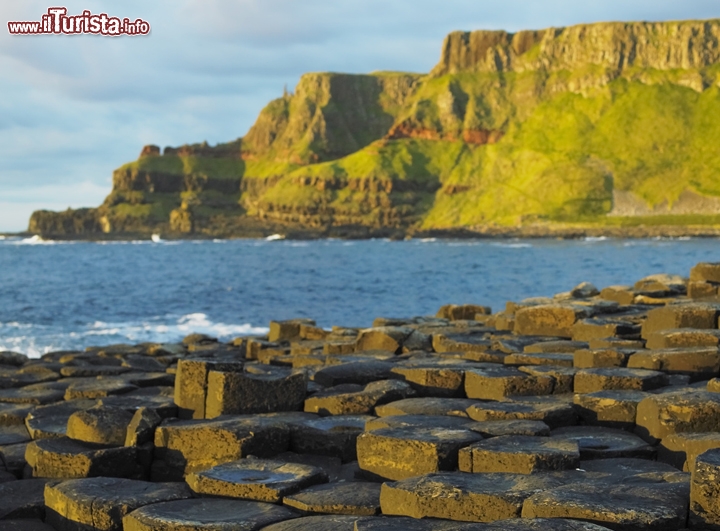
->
29, 20, 720, 238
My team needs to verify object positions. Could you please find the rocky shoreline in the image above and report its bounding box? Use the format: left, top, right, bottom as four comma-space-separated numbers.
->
4, 263, 720, 529
12, 221, 720, 242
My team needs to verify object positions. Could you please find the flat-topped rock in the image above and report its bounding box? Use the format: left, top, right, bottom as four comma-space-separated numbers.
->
645, 328, 720, 349
573, 389, 649, 429
25, 436, 141, 478
550, 426, 655, 460
0, 520, 57, 531
45, 477, 192, 531
641, 302, 720, 338
290, 415, 370, 462
466, 401, 576, 429
186, 458, 327, 503
573, 367, 669, 393
206, 365, 306, 418
152, 416, 290, 481
64, 379, 137, 400
390, 362, 468, 397
522, 480, 689, 531
485, 520, 613, 530
357, 426, 482, 480
260, 515, 362, 530
514, 304, 590, 338
312, 361, 396, 387
283, 481, 381, 515
658, 431, 720, 471
573, 348, 634, 368
304, 380, 413, 416
375, 397, 478, 418
0, 424, 31, 445
123, 498, 298, 531
690, 448, 720, 530
379, 472, 568, 522
517, 365, 577, 394
0, 478, 54, 520
627, 346, 720, 378
459, 435, 579, 474
635, 389, 720, 443
0, 403, 35, 426
66, 406, 134, 445
465, 366, 554, 401
365, 414, 471, 431
353, 516, 490, 529
504, 352, 575, 367
173, 358, 243, 419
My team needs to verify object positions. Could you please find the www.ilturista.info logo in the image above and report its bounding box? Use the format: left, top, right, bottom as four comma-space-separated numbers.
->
8, 7, 150, 36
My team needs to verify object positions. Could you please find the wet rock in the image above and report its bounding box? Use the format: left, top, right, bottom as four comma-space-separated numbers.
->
304, 380, 413, 416
573, 390, 650, 429
627, 346, 720, 378
465, 366, 554, 400
458, 435, 579, 474
690, 448, 720, 530
290, 415, 372, 462
466, 401, 576, 429
125, 407, 162, 446
66, 406, 134, 445
25, 437, 141, 479
0, 442, 29, 475
44, 477, 192, 531
283, 482, 380, 515
379, 472, 567, 522
550, 426, 655, 460
152, 416, 289, 480
635, 389, 720, 443
174, 358, 244, 419
186, 458, 327, 503
574, 367, 669, 393
357, 426, 482, 480
205, 366, 306, 418
375, 397, 478, 418
123, 498, 298, 531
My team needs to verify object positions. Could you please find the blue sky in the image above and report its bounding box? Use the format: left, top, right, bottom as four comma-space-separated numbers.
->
1, 0, 718, 231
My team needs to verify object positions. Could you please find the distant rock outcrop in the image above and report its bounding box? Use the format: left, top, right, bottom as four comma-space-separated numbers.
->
29, 19, 720, 238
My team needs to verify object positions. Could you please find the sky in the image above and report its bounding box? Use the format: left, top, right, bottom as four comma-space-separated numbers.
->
1, 1, 718, 232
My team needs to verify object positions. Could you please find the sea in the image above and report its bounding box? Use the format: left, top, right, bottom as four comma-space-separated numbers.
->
0, 235, 718, 358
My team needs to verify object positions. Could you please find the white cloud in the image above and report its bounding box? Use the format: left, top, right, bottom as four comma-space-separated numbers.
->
1, 0, 718, 230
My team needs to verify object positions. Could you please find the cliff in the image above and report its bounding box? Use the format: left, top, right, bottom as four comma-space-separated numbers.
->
29, 19, 720, 238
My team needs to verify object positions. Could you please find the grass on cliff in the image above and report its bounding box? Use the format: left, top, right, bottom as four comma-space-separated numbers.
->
119, 155, 245, 179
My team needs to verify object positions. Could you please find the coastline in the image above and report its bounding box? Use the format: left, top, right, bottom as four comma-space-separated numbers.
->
9, 222, 720, 242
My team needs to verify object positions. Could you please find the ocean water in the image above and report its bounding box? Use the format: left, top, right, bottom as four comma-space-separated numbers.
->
0, 235, 718, 357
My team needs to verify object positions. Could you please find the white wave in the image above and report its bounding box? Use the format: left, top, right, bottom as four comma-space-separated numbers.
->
583, 236, 608, 242
265, 234, 285, 241
0, 314, 269, 358
419, 238, 437, 243
490, 242, 533, 248
151, 234, 162, 243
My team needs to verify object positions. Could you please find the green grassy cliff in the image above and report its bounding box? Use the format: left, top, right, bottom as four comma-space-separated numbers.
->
29, 20, 720, 238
